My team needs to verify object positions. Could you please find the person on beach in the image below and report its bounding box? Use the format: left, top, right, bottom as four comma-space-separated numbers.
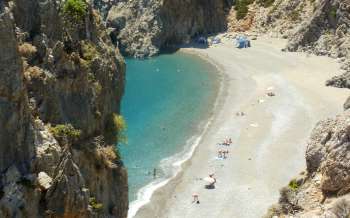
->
218, 149, 223, 158
229, 138, 232, 144
192, 193, 200, 204
205, 174, 217, 189
223, 150, 229, 159
153, 168, 157, 178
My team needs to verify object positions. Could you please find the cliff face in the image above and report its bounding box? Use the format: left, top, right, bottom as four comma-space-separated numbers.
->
0, 0, 128, 217
105, 0, 231, 57
265, 110, 350, 218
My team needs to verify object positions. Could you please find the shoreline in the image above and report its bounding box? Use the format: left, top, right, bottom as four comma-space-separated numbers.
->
133, 36, 349, 218
127, 52, 226, 218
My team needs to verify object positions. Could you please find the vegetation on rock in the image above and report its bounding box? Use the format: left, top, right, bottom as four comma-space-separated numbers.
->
329, 5, 337, 19
288, 179, 299, 191
63, 0, 88, 22
18, 42, 37, 59
235, 0, 274, 20
105, 113, 127, 144
81, 40, 99, 62
50, 124, 81, 144
257, 0, 275, 8
235, 0, 252, 20
89, 197, 103, 211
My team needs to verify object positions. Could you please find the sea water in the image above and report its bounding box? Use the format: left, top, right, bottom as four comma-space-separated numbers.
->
120, 52, 219, 214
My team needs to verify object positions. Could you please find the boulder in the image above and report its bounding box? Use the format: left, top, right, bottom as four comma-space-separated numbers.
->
37, 172, 52, 191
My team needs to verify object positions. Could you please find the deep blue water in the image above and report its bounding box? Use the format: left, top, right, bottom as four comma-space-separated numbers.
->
120, 52, 218, 202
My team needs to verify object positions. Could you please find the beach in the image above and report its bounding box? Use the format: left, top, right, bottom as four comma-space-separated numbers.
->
133, 36, 349, 218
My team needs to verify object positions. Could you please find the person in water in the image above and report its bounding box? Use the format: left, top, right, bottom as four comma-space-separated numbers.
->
153, 168, 157, 178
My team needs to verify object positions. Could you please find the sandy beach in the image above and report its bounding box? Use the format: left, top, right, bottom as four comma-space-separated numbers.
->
133, 36, 349, 218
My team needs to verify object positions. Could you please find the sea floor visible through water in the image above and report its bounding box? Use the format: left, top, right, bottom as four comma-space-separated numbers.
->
119, 52, 221, 215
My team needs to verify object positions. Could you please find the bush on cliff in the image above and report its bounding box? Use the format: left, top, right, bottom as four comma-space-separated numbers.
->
104, 113, 127, 144
257, 0, 275, 8
89, 197, 103, 212
81, 40, 99, 62
18, 42, 37, 59
288, 179, 299, 191
50, 124, 81, 144
235, 0, 254, 20
63, 0, 88, 22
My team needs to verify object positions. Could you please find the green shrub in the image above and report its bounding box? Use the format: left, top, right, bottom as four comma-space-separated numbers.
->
104, 113, 127, 144
235, 0, 250, 20
63, 0, 88, 22
235, 0, 255, 20
257, 0, 275, 7
89, 197, 103, 212
329, 6, 337, 19
290, 9, 301, 21
50, 124, 81, 143
81, 41, 98, 62
288, 179, 299, 191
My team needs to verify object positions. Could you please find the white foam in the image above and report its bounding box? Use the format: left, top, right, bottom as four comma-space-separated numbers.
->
127, 51, 224, 218
127, 117, 214, 218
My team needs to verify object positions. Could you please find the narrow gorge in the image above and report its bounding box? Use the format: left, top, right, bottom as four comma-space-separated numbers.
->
1, 0, 350, 217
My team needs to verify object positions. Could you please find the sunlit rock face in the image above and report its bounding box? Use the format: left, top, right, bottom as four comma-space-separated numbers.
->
105, 0, 232, 57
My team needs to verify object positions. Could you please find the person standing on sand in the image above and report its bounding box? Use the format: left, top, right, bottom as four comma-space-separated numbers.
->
153, 168, 157, 178
218, 149, 223, 158
192, 193, 200, 204
223, 150, 229, 159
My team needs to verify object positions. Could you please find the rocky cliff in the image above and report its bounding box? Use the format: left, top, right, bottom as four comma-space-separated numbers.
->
0, 0, 128, 217
264, 110, 350, 218
105, 0, 232, 57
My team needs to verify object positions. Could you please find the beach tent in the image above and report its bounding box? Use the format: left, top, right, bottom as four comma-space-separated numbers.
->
235, 36, 250, 48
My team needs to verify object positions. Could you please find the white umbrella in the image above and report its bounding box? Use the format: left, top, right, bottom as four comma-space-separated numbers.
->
203, 177, 215, 184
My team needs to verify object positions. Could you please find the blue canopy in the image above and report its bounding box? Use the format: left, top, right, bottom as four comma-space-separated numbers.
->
236, 36, 250, 48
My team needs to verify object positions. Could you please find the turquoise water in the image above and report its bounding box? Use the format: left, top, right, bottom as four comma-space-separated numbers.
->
120, 52, 219, 202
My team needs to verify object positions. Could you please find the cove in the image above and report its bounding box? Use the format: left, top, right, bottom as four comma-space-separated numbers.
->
120, 52, 219, 204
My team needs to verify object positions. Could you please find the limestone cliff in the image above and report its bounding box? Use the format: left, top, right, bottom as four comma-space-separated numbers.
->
105, 0, 232, 57
0, 0, 128, 217
264, 110, 350, 218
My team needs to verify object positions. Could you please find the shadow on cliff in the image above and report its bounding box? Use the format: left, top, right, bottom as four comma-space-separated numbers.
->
160, 43, 209, 55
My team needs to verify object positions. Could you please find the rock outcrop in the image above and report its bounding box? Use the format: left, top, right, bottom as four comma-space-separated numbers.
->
265, 110, 350, 218
0, 0, 128, 217
105, 0, 232, 57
